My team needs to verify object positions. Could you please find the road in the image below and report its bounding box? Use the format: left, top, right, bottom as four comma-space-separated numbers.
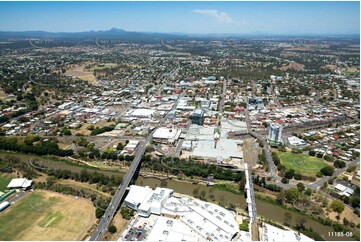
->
245, 96, 277, 179
90, 136, 150, 241
218, 75, 228, 112
90, 66, 181, 241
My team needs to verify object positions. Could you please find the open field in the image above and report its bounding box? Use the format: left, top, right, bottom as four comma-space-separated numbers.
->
277, 152, 329, 175
0, 190, 96, 240
89, 63, 117, 71
65, 63, 96, 84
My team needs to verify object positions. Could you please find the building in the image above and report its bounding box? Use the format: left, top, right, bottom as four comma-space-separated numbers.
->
260, 223, 313, 241
123, 185, 241, 241
287, 136, 307, 148
268, 123, 283, 145
124, 140, 139, 153
152, 127, 182, 144
127, 108, 155, 118
248, 97, 264, 110
192, 139, 243, 164
7, 178, 32, 190
190, 109, 205, 125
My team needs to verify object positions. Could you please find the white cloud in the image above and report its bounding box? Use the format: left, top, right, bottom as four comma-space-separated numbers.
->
193, 9, 238, 24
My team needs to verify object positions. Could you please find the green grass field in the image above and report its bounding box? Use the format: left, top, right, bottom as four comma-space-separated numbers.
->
0, 174, 12, 192
0, 192, 46, 240
277, 152, 329, 175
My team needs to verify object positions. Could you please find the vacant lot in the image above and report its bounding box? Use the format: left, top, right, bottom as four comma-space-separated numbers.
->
0, 190, 95, 240
278, 152, 328, 175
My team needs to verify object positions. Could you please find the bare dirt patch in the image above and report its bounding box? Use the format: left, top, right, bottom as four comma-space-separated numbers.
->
65, 63, 97, 84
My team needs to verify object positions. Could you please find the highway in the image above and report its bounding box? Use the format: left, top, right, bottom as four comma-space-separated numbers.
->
89, 66, 181, 241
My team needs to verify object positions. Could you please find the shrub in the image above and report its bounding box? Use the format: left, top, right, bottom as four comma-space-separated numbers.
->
239, 222, 249, 231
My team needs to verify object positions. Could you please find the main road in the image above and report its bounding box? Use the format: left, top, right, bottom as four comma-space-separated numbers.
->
90, 67, 181, 241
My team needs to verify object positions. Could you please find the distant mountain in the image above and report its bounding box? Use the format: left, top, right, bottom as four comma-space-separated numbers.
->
0, 28, 358, 42
0, 28, 186, 41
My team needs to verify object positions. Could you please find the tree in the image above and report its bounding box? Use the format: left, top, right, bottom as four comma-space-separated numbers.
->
334, 160, 346, 168
297, 182, 305, 192
308, 150, 316, 156
285, 169, 295, 179
95, 208, 105, 219
283, 211, 292, 225
108, 225, 117, 234
294, 173, 302, 180
330, 200, 345, 214
305, 188, 312, 196
116, 142, 124, 150
320, 166, 335, 176
284, 188, 300, 203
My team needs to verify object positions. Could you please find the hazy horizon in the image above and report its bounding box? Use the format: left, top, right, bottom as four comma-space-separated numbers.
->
0, 1, 359, 35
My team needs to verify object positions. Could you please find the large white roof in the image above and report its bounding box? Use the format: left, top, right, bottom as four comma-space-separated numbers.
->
130, 108, 155, 117
152, 127, 181, 140
262, 223, 314, 241
7, 178, 32, 189
192, 139, 243, 160
124, 185, 152, 206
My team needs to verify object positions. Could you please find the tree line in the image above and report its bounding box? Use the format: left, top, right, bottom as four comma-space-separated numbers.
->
0, 136, 73, 157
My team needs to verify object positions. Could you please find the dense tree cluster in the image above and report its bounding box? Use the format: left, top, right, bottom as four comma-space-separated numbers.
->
0, 136, 73, 156
253, 175, 283, 192
90, 125, 115, 136
141, 155, 245, 182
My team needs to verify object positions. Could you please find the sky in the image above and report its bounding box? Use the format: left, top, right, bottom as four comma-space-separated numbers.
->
0, 1, 359, 35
